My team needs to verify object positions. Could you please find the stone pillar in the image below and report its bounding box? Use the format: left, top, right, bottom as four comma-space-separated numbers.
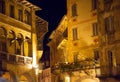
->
31, 7, 38, 82
31, 7, 37, 67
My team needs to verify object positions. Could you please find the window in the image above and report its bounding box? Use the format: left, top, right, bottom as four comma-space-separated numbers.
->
93, 22, 98, 36
24, 10, 31, 25
73, 52, 79, 63
10, 5, 14, 18
71, 3, 77, 17
94, 50, 99, 61
108, 51, 113, 66
72, 28, 78, 40
0, 0, 5, 14
92, 0, 97, 10
18, 9, 22, 21
105, 16, 114, 34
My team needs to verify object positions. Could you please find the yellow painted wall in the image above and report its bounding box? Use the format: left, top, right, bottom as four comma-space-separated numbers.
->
67, 0, 98, 63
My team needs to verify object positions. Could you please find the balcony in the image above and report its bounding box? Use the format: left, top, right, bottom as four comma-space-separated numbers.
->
0, 51, 32, 65
51, 59, 97, 74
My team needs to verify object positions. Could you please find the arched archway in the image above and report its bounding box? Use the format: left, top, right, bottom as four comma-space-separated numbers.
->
16, 33, 23, 55
24, 36, 32, 57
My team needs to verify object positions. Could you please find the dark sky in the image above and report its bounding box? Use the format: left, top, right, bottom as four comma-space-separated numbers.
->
28, 0, 67, 62
28, 0, 67, 33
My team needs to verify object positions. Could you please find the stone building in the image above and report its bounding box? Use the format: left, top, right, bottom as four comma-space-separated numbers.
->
97, 0, 120, 81
0, 0, 48, 82
64, 0, 99, 82
48, 0, 100, 82
67, 0, 98, 66
47, 15, 68, 82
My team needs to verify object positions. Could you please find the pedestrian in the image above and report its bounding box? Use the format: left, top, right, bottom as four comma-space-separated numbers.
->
0, 71, 10, 82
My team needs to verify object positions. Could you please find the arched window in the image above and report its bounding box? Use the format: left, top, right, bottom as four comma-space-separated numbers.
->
7, 30, 16, 54
8, 30, 15, 45
16, 33, 23, 55
24, 36, 32, 57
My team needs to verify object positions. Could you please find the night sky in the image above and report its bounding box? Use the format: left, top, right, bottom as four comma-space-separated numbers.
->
28, 0, 67, 33
28, 0, 67, 62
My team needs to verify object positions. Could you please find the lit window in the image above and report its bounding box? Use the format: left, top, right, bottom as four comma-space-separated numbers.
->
93, 22, 98, 36
71, 3, 77, 17
92, 0, 97, 10
105, 16, 114, 34
0, 0, 5, 14
72, 28, 78, 40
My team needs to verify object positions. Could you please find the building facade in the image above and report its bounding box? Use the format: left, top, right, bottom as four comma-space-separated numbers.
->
66, 0, 99, 81
97, 0, 120, 81
67, 0, 98, 65
48, 0, 100, 82
0, 0, 48, 82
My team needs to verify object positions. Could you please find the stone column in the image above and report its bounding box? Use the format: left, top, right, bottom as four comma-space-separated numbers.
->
31, 7, 37, 67
31, 7, 38, 82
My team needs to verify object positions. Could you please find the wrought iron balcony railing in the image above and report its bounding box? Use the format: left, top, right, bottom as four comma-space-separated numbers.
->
51, 60, 120, 78
51, 60, 97, 74
0, 51, 32, 65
